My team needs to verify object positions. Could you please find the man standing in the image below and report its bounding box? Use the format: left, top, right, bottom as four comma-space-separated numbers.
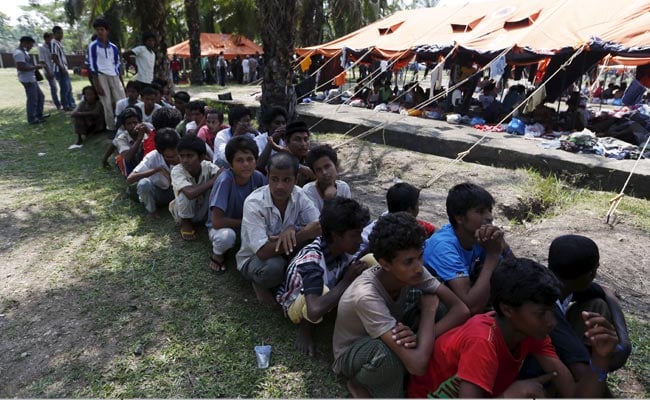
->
88, 18, 126, 131
38, 32, 62, 111
124, 32, 157, 92
51, 26, 76, 111
14, 36, 49, 124
242, 55, 250, 83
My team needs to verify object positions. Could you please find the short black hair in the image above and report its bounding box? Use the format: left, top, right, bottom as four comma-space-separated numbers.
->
154, 127, 179, 152
125, 80, 139, 92
491, 257, 561, 316
369, 212, 425, 263
446, 182, 495, 227
187, 100, 206, 114
548, 235, 600, 280
52, 26, 63, 34
225, 135, 259, 164
227, 105, 252, 126
151, 107, 182, 130
150, 82, 163, 95
206, 108, 224, 123
142, 32, 156, 42
268, 152, 299, 177
81, 85, 97, 97
141, 86, 158, 97
320, 197, 370, 242
305, 144, 338, 171
43, 32, 52, 40
20, 36, 35, 44
387, 182, 420, 213
92, 18, 110, 30
261, 106, 288, 129
177, 135, 206, 156
285, 120, 310, 141
173, 91, 190, 103
117, 106, 142, 127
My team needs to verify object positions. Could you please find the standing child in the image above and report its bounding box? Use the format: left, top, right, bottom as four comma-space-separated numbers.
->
170, 135, 220, 241
127, 128, 180, 218
70, 85, 105, 145
88, 18, 126, 131
302, 144, 352, 211
207, 136, 267, 273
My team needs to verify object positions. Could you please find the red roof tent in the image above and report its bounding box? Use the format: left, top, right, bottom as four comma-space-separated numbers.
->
167, 33, 263, 60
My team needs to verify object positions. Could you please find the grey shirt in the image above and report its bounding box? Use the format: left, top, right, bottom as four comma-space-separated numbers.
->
13, 47, 36, 83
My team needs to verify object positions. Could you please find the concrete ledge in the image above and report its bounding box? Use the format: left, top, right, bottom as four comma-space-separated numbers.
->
206, 92, 650, 199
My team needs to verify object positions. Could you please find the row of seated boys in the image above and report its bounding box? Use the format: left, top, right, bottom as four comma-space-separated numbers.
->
109, 92, 630, 398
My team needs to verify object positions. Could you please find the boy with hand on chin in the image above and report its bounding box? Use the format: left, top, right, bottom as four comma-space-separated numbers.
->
237, 152, 320, 304
408, 257, 620, 398
424, 182, 514, 315
302, 144, 351, 211
169, 135, 220, 241
276, 197, 369, 356
332, 212, 470, 398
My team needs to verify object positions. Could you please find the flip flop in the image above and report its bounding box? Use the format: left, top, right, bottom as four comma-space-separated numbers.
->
210, 255, 227, 275
180, 229, 196, 241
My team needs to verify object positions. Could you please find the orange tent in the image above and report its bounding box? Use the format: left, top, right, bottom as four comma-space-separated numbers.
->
297, 0, 650, 65
167, 33, 263, 60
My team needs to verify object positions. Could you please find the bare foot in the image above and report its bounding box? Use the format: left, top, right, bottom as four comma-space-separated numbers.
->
252, 283, 278, 307
295, 320, 315, 357
347, 379, 371, 398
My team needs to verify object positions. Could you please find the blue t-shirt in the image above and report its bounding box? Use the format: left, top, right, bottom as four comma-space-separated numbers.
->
423, 223, 486, 282
206, 169, 267, 228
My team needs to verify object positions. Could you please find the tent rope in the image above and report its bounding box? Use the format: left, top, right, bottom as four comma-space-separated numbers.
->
421, 44, 587, 188
605, 134, 650, 223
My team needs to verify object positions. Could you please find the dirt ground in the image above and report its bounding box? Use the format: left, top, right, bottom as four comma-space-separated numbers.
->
1, 132, 649, 396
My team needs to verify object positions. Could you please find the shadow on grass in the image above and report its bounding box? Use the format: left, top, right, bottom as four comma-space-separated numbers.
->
0, 108, 348, 397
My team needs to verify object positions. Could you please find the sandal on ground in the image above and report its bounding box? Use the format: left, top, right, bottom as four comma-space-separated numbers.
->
210, 255, 227, 275
180, 229, 196, 241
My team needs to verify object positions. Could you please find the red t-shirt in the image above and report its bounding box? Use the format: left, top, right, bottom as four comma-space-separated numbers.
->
407, 312, 557, 398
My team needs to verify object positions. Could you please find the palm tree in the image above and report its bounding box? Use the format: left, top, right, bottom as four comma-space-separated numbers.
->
257, 0, 297, 119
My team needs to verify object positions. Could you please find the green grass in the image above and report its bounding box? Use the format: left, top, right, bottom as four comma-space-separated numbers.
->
1, 68, 649, 397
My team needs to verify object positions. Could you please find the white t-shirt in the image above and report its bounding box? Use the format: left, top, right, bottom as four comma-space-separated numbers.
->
136, 103, 162, 124
302, 180, 352, 211
131, 45, 156, 84
132, 149, 173, 189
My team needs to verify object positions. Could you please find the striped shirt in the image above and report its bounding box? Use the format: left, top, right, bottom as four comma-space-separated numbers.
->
88, 39, 121, 76
50, 38, 67, 73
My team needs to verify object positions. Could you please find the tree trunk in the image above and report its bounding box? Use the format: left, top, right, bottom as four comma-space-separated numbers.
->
185, 0, 203, 85
136, 0, 170, 81
257, 0, 297, 119
298, 0, 324, 47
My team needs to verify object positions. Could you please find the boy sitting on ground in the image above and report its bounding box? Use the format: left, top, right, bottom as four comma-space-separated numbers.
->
207, 136, 267, 274
184, 100, 206, 136
357, 182, 435, 257
114, 80, 142, 127
112, 106, 146, 176
302, 144, 352, 211
333, 212, 470, 398
197, 108, 226, 153
126, 128, 180, 218
169, 135, 220, 241
213, 106, 260, 168
276, 120, 315, 186
277, 197, 370, 356
408, 257, 620, 398
172, 91, 191, 136
136, 86, 162, 124
519, 234, 631, 396
423, 182, 513, 315
71, 85, 105, 145
237, 152, 321, 304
